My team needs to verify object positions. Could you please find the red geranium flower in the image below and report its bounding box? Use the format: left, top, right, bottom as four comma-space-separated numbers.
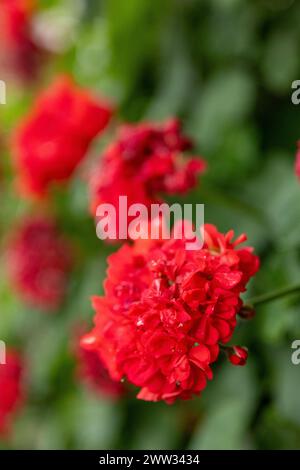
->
81, 224, 259, 403
89, 119, 206, 238
13, 76, 113, 196
0, 0, 44, 82
0, 350, 23, 437
7, 216, 73, 311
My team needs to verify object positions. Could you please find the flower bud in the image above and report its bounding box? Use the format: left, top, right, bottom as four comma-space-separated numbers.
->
238, 305, 256, 320
227, 346, 248, 366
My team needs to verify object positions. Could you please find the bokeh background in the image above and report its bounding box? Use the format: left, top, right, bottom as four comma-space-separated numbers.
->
1, 0, 300, 450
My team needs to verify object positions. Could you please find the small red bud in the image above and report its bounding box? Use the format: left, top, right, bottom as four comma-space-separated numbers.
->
227, 345, 248, 366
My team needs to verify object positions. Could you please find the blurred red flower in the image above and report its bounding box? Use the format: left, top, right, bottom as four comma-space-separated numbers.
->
89, 119, 206, 238
13, 76, 113, 196
75, 326, 125, 399
7, 216, 73, 311
0, 0, 44, 82
0, 350, 23, 437
81, 224, 259, 403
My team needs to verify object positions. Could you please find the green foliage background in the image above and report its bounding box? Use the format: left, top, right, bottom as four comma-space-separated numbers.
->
1, 0, 300, 450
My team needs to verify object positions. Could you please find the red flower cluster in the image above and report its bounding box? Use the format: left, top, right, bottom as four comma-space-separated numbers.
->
7, 216, 73, 311
0, 0, 43, 81
81, 224, 259, 403
76, 335, 125, 399
90, 119, 206, 227
0, 350, 23, 436
13, 76, 113, 196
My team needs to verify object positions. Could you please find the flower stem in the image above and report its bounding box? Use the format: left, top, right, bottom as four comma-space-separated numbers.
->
246, 283, 300, 307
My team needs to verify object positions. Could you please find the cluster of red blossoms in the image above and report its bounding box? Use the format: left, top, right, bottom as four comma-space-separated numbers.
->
7, 216, 73, 311
4, 48, 262, 418
90, 119, 206, 226
13, 76, 113, 196
0, 0, 43, 82
81, 224, 259, 403
0, 350, 23, 436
